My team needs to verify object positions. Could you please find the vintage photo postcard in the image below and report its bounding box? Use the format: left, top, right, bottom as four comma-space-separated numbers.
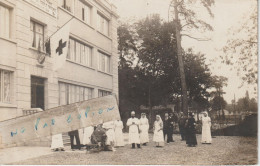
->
0, 0, 257, 165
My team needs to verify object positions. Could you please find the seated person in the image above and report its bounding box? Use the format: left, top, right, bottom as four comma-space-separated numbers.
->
91, 123, 107, 149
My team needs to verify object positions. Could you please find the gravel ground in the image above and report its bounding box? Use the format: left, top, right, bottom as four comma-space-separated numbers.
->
12, 134, 257, 165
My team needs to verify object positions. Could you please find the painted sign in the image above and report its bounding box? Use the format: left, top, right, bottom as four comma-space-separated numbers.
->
0, 95, 120, 147
24, 0, 58, 18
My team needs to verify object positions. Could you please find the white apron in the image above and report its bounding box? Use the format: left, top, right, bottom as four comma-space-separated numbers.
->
127, 118, 140, 144
103, 121, 116, 145
51, 134, 64, 149
153, 121, 164, 142
201, 116, 212, 143
114, 120, 125, 146
139, 118, 149, 143
83, 126, 94, 145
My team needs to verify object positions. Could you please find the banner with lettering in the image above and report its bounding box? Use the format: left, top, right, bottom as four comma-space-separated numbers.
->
0, 95, 120, 147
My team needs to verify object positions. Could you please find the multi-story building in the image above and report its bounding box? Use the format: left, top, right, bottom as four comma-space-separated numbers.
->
0, 0, 119, 122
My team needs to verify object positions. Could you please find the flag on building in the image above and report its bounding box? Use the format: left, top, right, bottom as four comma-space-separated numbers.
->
50, 21, 71, 71
45, 39, 51, 56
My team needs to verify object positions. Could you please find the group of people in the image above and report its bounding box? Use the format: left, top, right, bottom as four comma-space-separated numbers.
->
51, 119, 125, 151
50, 110, 212, 151
126, 111, 175, 148
127, 111, 212, 148
179, 111, 212, 147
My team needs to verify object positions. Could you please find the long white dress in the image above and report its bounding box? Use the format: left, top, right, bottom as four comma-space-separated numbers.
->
82, 126, 94, 145
126, 117, 140, 144
51, 134, 64, 150
201, 116, 212, 143
153, 120, 164, 143
114, 120, 124, 147
103, 121, 116, 145
139, 117, 149, 144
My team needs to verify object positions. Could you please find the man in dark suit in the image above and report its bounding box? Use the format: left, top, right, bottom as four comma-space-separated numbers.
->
68, 130, 81, 150
168, 113, 175, 142
163, 113, 169, 141
178, 112, 187, 141
163, 113, 174, 143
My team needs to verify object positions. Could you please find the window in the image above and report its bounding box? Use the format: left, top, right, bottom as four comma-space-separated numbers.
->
0, 69, 12, 103
67, 38, 92, 67
98, 52, 110, 73
0, 4, 10, 38
30, 20, 44, 51
59, 82, 93, 105
61, 0, 72, 12
97, 13, 109, 36
78, 1, 91, 24
98, 90, 111, 97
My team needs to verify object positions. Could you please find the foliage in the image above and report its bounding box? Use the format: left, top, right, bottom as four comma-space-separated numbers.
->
209, 75, 228, 117
184, 49, 213, 110
210, 96, 227, 111
117, 15, 222, 118
169, 0, 215, 113
135, 14, 179, 106
118, 23, 137, 68
169, 0, 215, 39
227, 93, 258, 113
210, 76, 228, 97
221, 4, 257, 86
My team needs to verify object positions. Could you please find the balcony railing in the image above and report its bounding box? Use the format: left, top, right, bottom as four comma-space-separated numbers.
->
22, 108, 44, 116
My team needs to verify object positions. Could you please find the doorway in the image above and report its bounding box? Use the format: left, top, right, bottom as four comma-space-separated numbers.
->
31, 76, 45, 110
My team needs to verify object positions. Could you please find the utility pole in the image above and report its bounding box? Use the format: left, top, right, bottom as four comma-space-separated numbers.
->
173, 0, 188, 115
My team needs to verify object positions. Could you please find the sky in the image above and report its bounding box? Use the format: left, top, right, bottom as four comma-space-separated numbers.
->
110, 0, 257, 104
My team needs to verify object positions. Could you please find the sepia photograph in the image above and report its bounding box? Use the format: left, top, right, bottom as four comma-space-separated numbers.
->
0, 0, 258, 165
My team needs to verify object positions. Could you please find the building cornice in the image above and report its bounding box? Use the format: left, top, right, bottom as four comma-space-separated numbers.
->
94, 0, 119, 18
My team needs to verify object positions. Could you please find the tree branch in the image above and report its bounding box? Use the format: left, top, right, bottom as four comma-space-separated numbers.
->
245, 40, 258, 44
180, 23, 193, 30
181, 34, 211, 41
177, 0, 184, 6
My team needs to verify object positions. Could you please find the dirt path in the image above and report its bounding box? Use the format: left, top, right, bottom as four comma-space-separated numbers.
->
12, 134, 257, 165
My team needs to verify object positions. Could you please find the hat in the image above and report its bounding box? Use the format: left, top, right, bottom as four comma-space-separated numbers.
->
131, 111, 135, 115
141, 113, 146, 115
165, 113, 169, 116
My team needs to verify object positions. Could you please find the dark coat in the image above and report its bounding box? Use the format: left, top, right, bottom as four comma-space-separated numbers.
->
178, 116, 187, 128
68, 130, 79, 136
186, 117, 197, 145
163, 117, 174, 130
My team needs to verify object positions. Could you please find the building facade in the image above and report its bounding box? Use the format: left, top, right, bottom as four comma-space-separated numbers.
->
0, 0, 119, 121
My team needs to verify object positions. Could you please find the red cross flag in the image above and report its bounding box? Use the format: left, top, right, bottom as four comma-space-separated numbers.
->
51, 21, 71, 71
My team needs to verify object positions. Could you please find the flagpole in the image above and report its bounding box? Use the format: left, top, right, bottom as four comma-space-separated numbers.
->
47, 16, 75, 40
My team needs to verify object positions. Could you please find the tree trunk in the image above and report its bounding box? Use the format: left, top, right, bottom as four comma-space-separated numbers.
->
173, 0, 188, 115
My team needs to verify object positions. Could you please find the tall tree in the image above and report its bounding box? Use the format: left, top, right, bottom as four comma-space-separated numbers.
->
184, 49, 213, 112
117, 23, 141, 120
210, 76, 228, 119
211, 96, 227, 115
221, 3, 257, 87
169, 0, 215, 114
117, 15, 218, 122
118, 23, 137, 69
135, 15, 178, 121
